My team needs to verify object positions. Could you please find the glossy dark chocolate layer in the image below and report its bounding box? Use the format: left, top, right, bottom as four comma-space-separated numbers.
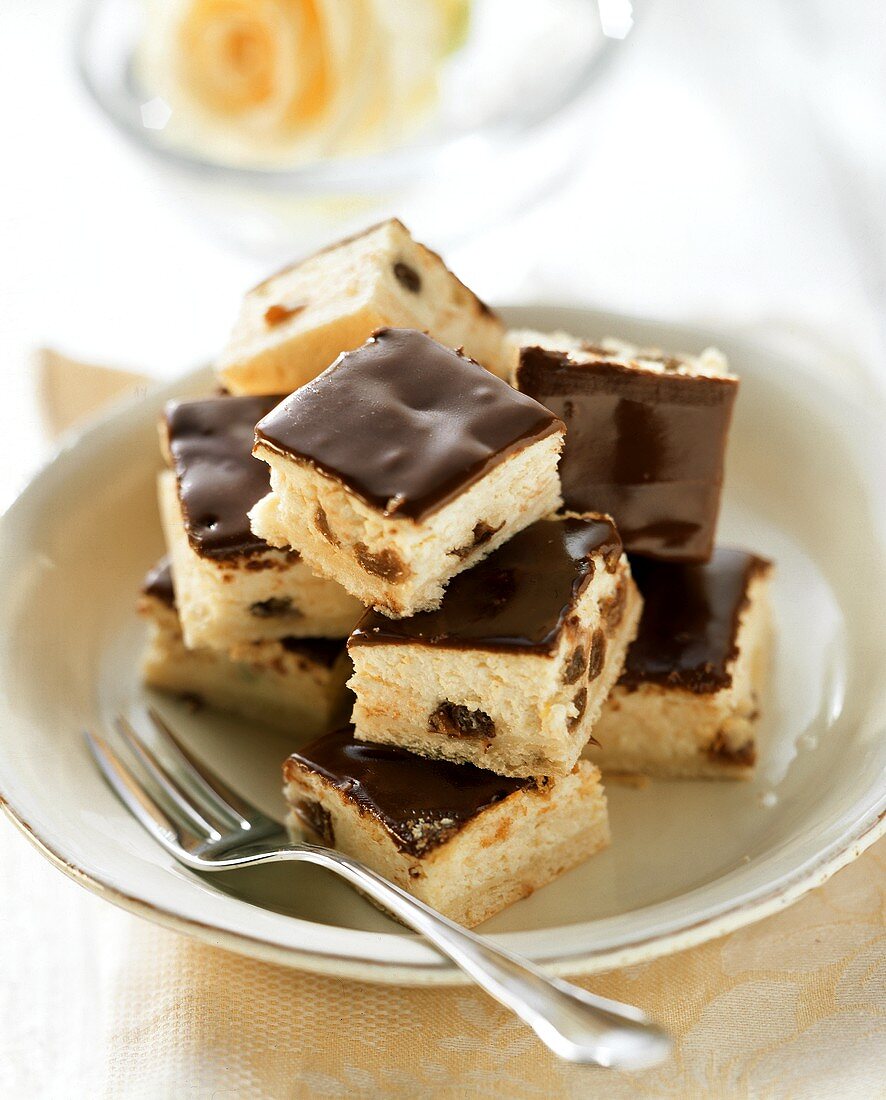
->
349, 515, 622, 654
254, 329, 563, 521
143, 556, 175, 607
166, 394, 287, 559
620, 548, 771, 693
516, 347, 738, 562
286, 727, 534, 856
279, 636, 346, 668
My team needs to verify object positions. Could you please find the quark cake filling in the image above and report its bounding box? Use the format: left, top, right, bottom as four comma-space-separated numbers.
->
216, 218, 510, 394
138, 559, 352, 736
587, 548, 773, 779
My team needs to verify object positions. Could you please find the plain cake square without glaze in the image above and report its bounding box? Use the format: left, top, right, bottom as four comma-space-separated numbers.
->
250, 329, 566, 618
139, 560, 352, 737
347, 514, 643, 778
585, 548, 773, 779
512, 331, 738, 563
215, 218, 510, 394
283, 728, 610, 927
159, 394, 363, 651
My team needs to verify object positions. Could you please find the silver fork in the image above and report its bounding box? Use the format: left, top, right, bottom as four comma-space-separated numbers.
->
85, 709, 671, 1070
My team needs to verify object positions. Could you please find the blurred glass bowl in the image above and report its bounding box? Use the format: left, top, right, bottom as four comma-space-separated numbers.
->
76, 0, 624, 257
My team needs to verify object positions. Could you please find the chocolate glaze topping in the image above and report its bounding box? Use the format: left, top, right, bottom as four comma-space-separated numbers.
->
143, 556, 175, 607
279, 636, 346, 668
286, 727, 535, 856
254, 329, 563, 521
516, 347, 738, 562
166, 394, 287, 559
620, 548, 771, 693
349, 515, 622, 654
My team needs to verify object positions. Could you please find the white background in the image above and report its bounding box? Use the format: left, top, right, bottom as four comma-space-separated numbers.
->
1, 0, 884, 1093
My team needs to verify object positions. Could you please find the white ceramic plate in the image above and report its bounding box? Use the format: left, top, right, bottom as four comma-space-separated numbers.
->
1, 307, 884, 985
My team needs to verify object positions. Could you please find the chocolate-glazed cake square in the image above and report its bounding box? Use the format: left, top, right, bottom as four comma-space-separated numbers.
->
513, 331, 738, 562
138, 560, 352, 737
250, 329, 565, 618
347, 514, 643, 778
586, 548, 773, 779
215, 218, 509, 395
283, 728, 610, 927
159, 394, 362, 651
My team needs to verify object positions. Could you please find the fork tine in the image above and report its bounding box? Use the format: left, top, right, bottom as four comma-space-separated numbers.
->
114, 716, 223, 842
146, 705, 262, 831
85, 730, 206, 856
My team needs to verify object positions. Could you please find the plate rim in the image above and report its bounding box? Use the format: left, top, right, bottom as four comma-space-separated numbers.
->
2, 786, 883, 985
2, 304, 885, 985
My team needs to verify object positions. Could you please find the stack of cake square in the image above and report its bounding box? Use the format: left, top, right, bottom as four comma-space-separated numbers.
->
140, 390, 364, 737
140, 219, 508, 739
139, 218, 774, 927
244, 321, 643, 927
508, 329, 774, 779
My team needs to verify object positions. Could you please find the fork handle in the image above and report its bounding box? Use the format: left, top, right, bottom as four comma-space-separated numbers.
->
286, 846, 671, 1069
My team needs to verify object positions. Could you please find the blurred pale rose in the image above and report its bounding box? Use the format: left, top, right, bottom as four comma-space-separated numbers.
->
138, 0, 468, 166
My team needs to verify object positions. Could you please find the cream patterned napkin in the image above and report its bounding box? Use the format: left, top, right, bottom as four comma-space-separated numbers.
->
37, 353, 886, 1100
97, 840, 885, 1099
36, 348, 150, 438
